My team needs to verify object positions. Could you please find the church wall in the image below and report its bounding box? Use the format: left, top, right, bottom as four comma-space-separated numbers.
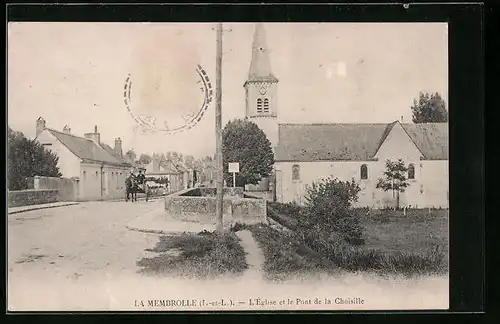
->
375, 122, 424, 162
420, 160, 449, 208
275, 160, 448, 209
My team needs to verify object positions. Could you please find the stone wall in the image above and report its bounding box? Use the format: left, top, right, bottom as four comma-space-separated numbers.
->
165, 188, 266, 225
33, 176, 79, 201
231, 198, 267, 225
165, 196, 233, 223
8, 189, 59, 208
185, 187, 244, 198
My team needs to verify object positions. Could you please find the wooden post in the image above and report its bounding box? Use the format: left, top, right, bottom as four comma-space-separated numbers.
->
215, 22, 224, 231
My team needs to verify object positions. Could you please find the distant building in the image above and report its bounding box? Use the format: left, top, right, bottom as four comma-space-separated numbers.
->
34, 117, 132, 201
144, 157, 187, 193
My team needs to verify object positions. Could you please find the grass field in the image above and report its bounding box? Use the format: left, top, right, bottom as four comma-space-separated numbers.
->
137, 231, 248, 279
360, 209, 449, 256
261, 205, 449, 278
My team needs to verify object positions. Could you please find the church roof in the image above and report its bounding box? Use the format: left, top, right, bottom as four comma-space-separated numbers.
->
275, 122, 448, 162
245, 23, 279, 84
46, 129, 130, 166
401, 123, 448, 160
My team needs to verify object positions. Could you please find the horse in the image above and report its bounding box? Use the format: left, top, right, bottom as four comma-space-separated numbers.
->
136, 181, 151, 202
125, 175, 138, 202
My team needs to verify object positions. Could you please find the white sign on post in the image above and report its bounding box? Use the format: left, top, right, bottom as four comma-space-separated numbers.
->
228, 162, 239, 187
228, 162, 239, 173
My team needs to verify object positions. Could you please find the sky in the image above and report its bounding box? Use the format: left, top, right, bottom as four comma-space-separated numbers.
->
8, 22, 448, 158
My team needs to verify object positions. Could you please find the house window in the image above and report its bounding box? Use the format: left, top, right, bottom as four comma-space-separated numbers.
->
263, 98, 270, 113
408, 163, 415, 179
95, 171, 98, 177
360, 164, 368, 180
257, 98, 263, 113
82, 171, 86, 179
292, 164, 300, 181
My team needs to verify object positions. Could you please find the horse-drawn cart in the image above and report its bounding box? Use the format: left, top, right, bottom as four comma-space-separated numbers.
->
135, 183, 151, 202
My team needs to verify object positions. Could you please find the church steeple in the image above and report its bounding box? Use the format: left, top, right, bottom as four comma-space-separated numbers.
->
244, 23, 279, 151
245, 23, 279, 85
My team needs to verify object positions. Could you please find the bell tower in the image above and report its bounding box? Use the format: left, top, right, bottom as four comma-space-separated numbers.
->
244, 23, 279, 151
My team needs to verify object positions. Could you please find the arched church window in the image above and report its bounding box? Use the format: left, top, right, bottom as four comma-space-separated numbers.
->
263, 98, 270, 113
408, 164, 415, 179
257, 99, 263, 113
292, 164, 300, 181
360, 164, 368, 180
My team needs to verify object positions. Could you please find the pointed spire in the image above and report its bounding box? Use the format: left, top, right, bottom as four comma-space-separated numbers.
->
246, 23, 279, 83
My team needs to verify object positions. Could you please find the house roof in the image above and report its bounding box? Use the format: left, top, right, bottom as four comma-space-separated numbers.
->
401, 123, 448, 160
173, 161, 189, 172
46, 129, 130, 166
146, 158, 181, 175
275, 122, 448, 162
100, 143, 132, 166
164, 160, 182, 174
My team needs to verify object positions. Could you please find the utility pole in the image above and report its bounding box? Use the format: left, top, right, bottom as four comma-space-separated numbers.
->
215, 22, 224, 231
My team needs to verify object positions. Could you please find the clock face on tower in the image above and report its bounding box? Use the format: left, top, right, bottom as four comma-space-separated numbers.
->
259, 87, 267, 95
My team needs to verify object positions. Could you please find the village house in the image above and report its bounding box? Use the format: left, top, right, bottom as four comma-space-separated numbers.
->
172, 160, 196, 189
145, 156, 185, 193
34, 117, 132, 201
243, 23, 449, 208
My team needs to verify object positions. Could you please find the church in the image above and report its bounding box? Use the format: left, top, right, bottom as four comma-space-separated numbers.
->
243, 24, 449, 209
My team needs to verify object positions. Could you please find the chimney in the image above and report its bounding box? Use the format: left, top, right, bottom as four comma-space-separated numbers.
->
84, 125, 100, 144
114, 138, 123, 158
36, 117, 46, 137
401, 116, 404, 123
63, 125, 71, 134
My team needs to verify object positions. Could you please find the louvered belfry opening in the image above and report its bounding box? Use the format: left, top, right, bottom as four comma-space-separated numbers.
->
257, 98, 263, 113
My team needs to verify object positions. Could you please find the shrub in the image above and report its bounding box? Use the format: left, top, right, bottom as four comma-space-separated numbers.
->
302, 177, 364, 244
268, 201, 303, 218
303, 177, 361, 223
332, 215, 365, 246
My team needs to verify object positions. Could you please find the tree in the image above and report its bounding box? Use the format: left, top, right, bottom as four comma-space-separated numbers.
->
139, 153, 152, 165
376, 159, 411, 209
125, 149, 136, 163
222, 119, 274, 187
8, 127, 61, 190
410, 91, 448, 123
